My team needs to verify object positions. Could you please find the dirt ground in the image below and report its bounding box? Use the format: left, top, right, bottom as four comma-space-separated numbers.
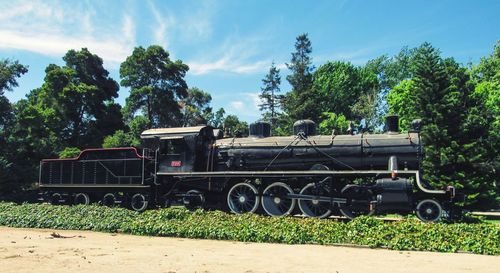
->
0, 226, 498, 273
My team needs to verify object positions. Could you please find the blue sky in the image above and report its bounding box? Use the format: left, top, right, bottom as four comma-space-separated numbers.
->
0, 0, 498, 123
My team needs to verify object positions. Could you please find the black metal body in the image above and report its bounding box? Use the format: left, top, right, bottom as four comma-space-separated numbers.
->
38, 124, 459, 219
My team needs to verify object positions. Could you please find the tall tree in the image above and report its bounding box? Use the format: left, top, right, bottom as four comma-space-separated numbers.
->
259, 62, 283, 128
181, 87, 213, 126
284, 33, 316, 120
469, 41, 500, 208
0, 59, 28, 130
0, 59, 27, 195
120, 45, 189, 128
33, 49, 124, 147
388, 42, 498, 208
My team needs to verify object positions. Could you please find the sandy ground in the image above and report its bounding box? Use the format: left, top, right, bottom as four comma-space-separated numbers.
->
0, 226, 498, 273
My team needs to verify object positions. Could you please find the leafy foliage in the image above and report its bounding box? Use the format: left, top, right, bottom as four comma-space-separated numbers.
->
387, 79, 417, 131
58, 147, 81, 159
312, 61, 378, 126
120, 45, 189, 128
34, 49, 124, 148
318, 112, 349, 135
223, 115, 249, 137
0, 59, 28, 95
181, 87, 213, 126
102, 130, 139, 148
0, 203, 498, 255
386, 43, 499, 209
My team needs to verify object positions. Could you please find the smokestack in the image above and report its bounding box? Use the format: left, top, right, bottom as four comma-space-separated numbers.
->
386, 115, 399, 134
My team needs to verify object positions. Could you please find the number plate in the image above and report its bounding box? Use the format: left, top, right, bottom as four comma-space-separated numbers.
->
170, 161, 182, 167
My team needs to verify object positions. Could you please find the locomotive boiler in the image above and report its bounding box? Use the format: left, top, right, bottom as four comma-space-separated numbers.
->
39, 116, 460, 222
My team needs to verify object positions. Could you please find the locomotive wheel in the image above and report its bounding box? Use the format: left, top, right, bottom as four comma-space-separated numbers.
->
130, 193, 149, 212
339, 185, 375, 219
416, 199, 442, 222
183, 190, 205, 211
74, 193, 90, 205
261, 182, 296, 216
101, 193, 117, 207
49, 193, 63, 205
227, 182, 259, 214
298, 183, 332, 218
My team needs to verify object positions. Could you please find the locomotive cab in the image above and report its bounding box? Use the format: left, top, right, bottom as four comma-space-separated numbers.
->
140, 126, 215, 173
159, 136, 191, 172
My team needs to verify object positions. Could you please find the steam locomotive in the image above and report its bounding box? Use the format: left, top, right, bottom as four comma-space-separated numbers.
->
39, 116, 460, 222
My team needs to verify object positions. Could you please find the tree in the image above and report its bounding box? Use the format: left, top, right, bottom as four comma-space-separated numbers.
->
59, 147, 81, 159
284, 33, 316, 120
365, 47, 417, 127
102, 130, 140, 148
120, 45, 189, 127
129, 115, 150, 139
388, 42, 498, 209
223, 115, 249, 137
468, 41, 500, 208
0, 59, 28, 95
33, 49, 124, 147
318, 112, 349, 135
259, 62, 283, 128
0, 59, 28, 195
101, 115, 150, 148
207, 108, 226, 129
0, 58, 28, 140
1, 49, 124, 195
387, 79, 418, 131
181, 87, 212, 126
312, 61, 378, 125
365, 47, 416, 93
3, 98, 60, 193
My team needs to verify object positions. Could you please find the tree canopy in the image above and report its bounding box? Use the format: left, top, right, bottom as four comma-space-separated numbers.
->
120, 45, 189, 128
0, 38, 498, 209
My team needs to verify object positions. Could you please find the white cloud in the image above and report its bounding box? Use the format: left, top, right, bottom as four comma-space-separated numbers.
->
0, 1, 135, 68
245, 92, 263, 109
226, 92, 262, 120
189, 58, 271, 75
81, 12, 94, 37
0, 30, 131, 66
187, 34, 275, 75
148, 1, 173, 49
122, 14, 135, 43
0, 2, 34, 20
230, 101, 244, 109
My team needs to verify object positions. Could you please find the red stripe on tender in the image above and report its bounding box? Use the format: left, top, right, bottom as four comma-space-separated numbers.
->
41, 147, 144, 162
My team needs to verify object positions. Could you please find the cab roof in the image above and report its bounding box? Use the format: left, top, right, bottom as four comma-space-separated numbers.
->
140, 126, 208, 139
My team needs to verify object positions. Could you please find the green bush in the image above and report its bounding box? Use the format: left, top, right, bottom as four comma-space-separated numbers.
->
0, 202, 498, 255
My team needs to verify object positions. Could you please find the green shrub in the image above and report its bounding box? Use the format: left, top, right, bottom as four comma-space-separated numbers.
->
0, 202, 498, 255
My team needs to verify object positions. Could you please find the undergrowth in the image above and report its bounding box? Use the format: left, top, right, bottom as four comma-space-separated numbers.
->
0, 202, 498, 255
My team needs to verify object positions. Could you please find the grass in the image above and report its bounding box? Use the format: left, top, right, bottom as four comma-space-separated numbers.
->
0, 202, 498, 255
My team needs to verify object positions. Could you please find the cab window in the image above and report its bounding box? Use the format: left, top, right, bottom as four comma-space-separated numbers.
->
160, 139, 185, 155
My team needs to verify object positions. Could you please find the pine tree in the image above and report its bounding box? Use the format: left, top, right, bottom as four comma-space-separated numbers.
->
412, 43, 497, 208
284, 33, 316, 120
259, 62, 283, 128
